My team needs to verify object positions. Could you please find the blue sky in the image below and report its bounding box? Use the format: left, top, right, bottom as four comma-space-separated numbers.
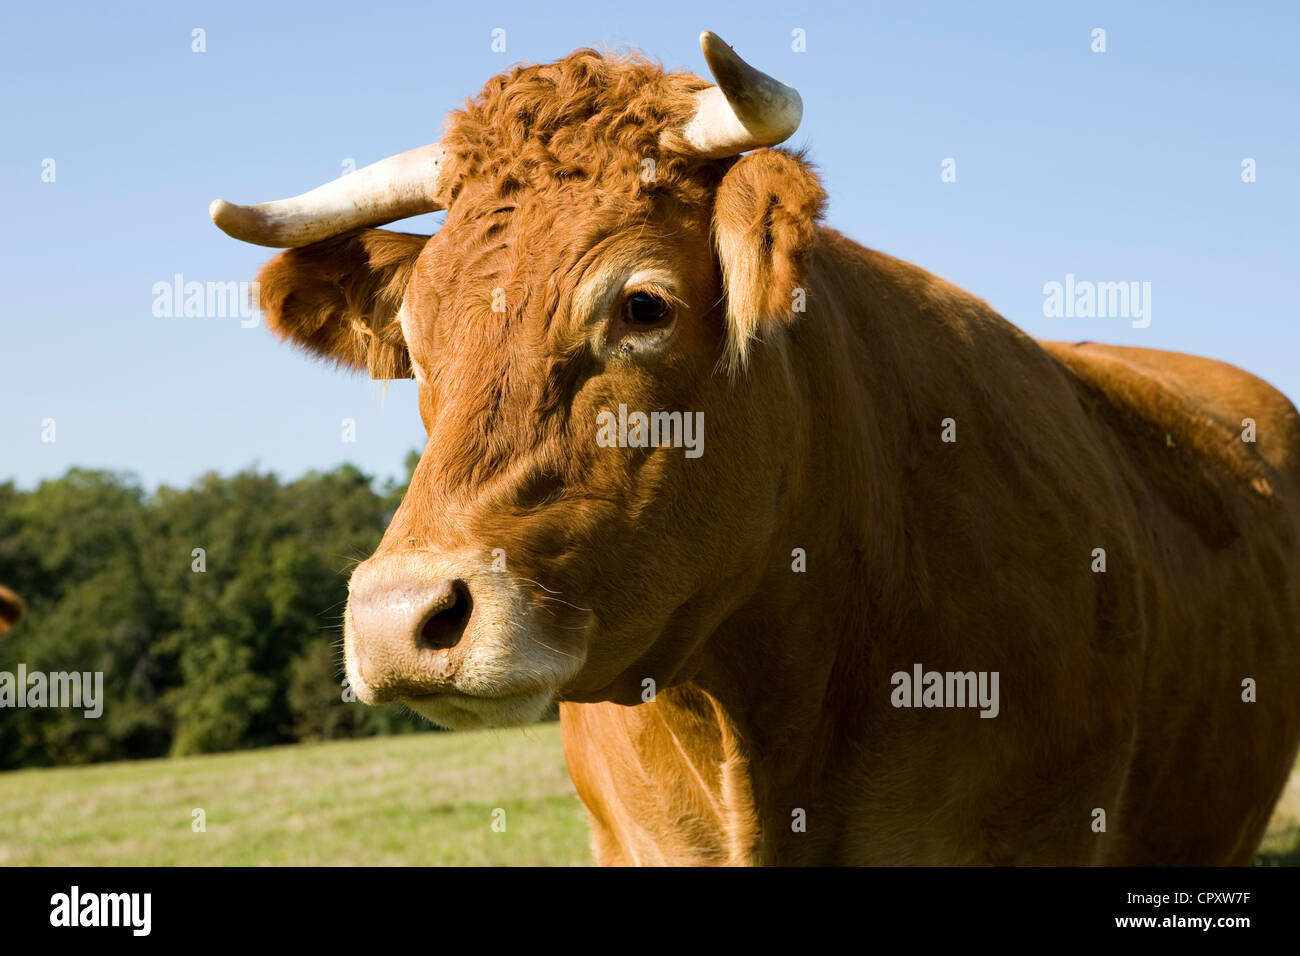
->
2, 1, 1297, 490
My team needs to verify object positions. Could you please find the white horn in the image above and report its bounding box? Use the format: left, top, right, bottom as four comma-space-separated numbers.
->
680, 32, 803, 159
209, 143, 446, 248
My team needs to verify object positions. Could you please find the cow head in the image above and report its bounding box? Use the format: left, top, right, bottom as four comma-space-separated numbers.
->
0, 586, 24, 638
211, 33, 826, 728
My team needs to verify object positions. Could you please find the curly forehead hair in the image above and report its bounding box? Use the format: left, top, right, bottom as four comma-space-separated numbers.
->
434, 50, 726, 210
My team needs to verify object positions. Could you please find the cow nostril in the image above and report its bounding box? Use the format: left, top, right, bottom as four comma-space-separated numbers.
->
418, 580, 473, 651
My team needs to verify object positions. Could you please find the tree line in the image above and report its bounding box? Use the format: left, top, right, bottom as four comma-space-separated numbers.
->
0, 453, 454, 770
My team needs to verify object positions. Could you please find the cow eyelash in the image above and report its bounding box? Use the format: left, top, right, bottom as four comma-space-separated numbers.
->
617, 286, 681, 333
601, 282, 682, 357
624, 291, 673, 326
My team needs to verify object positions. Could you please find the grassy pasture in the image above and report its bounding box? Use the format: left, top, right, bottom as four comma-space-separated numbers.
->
1, 723, 1296, 866
0, 724, 589, 866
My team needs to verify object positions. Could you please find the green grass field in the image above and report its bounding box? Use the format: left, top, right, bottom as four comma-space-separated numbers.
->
1, 724, 1297, 866
0, 724, 590, 866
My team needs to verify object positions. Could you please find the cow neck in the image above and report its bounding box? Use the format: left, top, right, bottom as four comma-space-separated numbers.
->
631, 232, 907, 862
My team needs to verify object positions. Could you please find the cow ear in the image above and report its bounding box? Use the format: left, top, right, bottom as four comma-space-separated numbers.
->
255, 229, 428, 379
711, 149, 826, 372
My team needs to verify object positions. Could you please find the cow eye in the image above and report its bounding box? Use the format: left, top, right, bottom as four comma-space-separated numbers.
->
624, 291, 672, 327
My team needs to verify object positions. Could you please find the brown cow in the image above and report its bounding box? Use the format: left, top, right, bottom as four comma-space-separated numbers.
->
0, 585, 24, 638
211, 33, 1300, 865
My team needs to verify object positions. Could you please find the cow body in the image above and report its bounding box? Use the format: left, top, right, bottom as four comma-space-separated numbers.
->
211, 37, 1300, 865
561, 231, 1300, 865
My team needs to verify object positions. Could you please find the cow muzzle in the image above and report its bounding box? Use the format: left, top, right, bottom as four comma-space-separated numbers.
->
343, 550, 590, 729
